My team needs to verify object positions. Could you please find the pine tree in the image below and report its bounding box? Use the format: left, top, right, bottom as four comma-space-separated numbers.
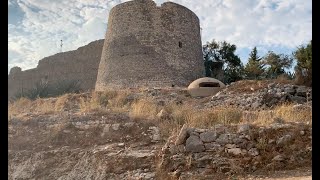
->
244, 47, 264, 79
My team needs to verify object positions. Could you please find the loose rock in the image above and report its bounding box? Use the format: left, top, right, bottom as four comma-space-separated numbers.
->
248, 148, 259, 156
199, 131, 217, 143
237, 124, 251, 133
226, 148, 242, 156
175, 124, 189, 145
273, 155, 285, 161
185, 135, 205, 153
277, 135, 293, 146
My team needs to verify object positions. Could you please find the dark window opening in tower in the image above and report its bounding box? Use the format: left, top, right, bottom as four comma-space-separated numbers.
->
179, 41, 182, 48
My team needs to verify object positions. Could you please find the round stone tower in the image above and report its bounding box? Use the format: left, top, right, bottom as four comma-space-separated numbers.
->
95, 0, 204, 91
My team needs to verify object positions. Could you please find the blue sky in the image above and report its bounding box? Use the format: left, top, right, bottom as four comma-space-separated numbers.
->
8, 0, 312, 73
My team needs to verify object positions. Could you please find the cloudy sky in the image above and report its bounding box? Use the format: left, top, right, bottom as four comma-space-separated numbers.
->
8, 0, 312, 73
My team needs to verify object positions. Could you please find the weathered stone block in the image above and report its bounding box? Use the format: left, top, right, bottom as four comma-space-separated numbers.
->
199, 131, 217, 143
185, 135, 205, 153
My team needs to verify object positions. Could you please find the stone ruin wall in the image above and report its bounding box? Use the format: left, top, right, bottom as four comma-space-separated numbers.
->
8, 40, 104, 99
159, 123, 311, 178
95, 0, 204, 91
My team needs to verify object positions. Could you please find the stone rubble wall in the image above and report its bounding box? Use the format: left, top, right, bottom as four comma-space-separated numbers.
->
159, 123, 311, 178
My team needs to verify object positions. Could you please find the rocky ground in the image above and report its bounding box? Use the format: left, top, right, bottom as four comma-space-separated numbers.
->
206, 81, 312, 110
8, 80, 312, 179
159, 123, 311, 179
9, 112, 162, 179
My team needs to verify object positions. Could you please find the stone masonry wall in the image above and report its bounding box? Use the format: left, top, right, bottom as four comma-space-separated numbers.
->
95, 0, 204, 91
8, 40, 104, 99
159, 123, 311, 178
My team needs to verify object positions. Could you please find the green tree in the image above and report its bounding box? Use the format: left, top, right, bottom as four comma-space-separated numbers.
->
262, 51, 293, 78
244, 47, 264, 79
293, 40, 312, 86
224, 62, 245, 83
203, 39, 242, 83
203, 53, 213, 77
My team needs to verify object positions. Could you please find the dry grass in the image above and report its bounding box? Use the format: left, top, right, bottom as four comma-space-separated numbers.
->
159, 102, 311, 135
129, 98, 159, 119
77, 90, 132, 113
127, 98, 311, 137
9, 97, 57, 119
274, 74, 293, 84
9, 90, 133, 117
54, 93, 72, 112
79, 93, 103, 112
242, 103, 312, 125
161, 104, 243, 129
227, 78, 294, 93
34, 98, 55, 114
273, 103, 311, 122
107, 90, 131, 110
9, 93, 88, 117
227, 80, 271, 93
8, 87, 311, 131
8, 97, 33, 118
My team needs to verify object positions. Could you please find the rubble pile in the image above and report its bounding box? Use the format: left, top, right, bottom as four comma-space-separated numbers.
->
159, 123, 312, 179
207, 83, 312, 110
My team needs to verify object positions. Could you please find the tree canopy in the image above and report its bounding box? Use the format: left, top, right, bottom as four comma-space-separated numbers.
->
201, 38, 310, 85
262, 51, 293, 78
203, 39, 242, 83
244, 47, 264, 79
293, 40, 312, 86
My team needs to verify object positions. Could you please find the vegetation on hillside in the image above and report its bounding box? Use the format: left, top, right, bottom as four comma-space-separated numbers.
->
9, 87, 312, 131
244, 47, 264, 80
203, 39, 311, 86
12, 79, 81, 100
293, 40, 312, 86
203, 40, 243, 83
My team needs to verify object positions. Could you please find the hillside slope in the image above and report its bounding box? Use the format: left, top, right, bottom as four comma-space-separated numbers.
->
8, 80, 312, 179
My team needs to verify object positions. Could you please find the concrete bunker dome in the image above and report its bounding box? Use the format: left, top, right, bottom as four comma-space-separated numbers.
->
95, 0, 204, 91
187, 77, 226, 97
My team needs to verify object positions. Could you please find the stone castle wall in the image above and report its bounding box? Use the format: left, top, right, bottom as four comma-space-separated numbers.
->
95, 0, 204, 90
8, 40, 104, 99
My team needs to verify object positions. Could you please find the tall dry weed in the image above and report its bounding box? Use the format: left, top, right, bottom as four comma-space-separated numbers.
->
164, 104, 242, 128
8, 97, 32, 118
130, 98, 159, 119
243, 103, 311, 125
79, 93, 102, 112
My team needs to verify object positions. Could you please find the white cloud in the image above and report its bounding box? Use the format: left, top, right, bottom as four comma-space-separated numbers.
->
8, 0, 312, 72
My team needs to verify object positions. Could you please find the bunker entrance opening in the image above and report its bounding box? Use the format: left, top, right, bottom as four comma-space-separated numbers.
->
199, 82, 220, 87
